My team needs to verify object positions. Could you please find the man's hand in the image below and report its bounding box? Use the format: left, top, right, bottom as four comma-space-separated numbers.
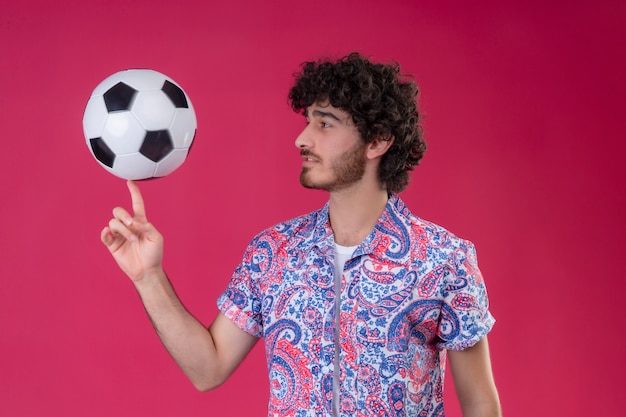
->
101, 180, 163, 282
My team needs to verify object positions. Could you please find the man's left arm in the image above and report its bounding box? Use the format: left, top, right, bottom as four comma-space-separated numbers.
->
447, 336, 502, 417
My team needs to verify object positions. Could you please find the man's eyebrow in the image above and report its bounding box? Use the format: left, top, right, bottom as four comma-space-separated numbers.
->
306, 109, 342, 122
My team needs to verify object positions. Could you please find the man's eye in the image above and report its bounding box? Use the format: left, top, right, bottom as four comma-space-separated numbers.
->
321, 122, 331, 128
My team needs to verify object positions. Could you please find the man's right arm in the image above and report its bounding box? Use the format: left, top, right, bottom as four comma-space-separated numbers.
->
101, 181, 258, 391
133, 269, 258, 391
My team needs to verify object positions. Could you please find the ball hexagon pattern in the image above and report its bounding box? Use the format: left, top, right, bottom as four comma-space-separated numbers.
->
83, 69, 197, 180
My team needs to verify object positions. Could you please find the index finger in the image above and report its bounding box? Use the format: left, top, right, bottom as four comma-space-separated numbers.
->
127, 180, 148, 221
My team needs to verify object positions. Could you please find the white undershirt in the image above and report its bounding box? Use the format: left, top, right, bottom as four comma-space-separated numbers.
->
332, 242, 358, 417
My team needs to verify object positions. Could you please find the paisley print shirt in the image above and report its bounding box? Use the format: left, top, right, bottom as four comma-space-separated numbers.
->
217, 195, 495, 417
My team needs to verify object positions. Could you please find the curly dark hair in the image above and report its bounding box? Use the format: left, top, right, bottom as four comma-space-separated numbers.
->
288, 52, 426, 193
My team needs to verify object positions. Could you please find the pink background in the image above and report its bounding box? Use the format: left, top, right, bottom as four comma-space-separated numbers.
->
1, 1, 625, 416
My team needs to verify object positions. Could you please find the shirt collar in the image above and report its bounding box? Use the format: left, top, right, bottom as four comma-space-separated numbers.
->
309, 195, 413, 264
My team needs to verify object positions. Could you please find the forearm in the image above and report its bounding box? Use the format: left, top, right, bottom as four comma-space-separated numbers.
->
133, 269, 224, 390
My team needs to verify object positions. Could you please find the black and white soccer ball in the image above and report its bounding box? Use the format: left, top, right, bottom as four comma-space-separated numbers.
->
83, 69, 197, 180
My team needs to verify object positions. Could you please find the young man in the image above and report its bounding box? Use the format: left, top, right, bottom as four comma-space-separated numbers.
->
101, 53, 501, 417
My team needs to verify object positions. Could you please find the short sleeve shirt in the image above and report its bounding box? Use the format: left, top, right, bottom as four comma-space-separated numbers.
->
217, 195, 495, 417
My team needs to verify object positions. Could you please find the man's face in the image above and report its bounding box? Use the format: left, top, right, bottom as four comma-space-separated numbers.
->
295, 102, 367, 192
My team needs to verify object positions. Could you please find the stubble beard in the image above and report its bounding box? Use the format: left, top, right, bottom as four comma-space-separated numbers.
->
299, 141, 367, 192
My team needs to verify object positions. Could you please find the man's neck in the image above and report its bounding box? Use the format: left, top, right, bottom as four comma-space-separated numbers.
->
328, 182, 389, 247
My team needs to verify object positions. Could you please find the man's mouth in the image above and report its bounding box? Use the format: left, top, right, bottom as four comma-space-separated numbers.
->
300, 151, 320, 163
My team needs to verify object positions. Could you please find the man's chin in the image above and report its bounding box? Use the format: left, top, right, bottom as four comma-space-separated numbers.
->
300, 179, 323, 190
300, 173, 327, 191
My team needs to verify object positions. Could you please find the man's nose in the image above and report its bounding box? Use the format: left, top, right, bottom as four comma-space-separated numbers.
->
295, 125, 312, 149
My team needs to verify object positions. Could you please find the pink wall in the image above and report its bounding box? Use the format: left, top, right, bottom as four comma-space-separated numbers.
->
1, 0, 624, 415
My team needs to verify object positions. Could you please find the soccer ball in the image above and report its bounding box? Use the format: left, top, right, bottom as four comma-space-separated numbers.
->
83, 69, 197, 180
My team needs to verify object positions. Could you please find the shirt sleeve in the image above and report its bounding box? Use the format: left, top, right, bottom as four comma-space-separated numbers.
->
436, 238, 495, 351
216, 235, 265, 338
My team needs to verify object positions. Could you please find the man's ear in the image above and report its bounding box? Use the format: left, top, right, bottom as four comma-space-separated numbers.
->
366, 135, 394, 160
